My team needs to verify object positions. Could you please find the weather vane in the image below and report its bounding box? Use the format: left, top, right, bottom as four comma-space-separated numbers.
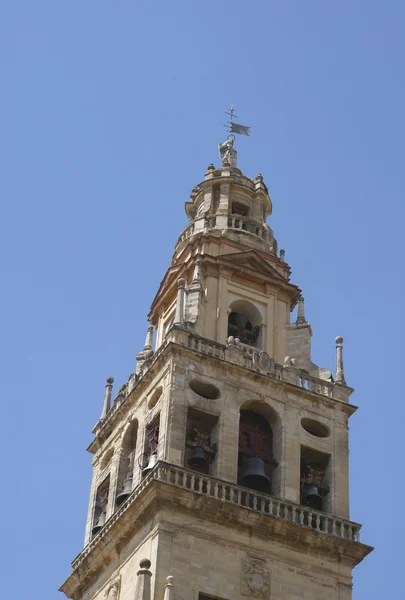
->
218, 106, 250, 168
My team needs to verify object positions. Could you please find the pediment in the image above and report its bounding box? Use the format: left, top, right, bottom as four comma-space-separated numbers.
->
219, 250, 290, 284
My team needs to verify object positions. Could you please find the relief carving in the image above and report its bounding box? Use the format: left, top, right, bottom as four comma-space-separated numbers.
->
241, 557, 270, 599
105, 576, 121, 600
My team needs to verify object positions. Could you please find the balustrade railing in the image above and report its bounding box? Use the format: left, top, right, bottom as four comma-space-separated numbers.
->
153, 463, 361, 543
187, 333, 347, 402
73, 460, 361, 570
228, 214, 263, 238
176, 223, 195, 247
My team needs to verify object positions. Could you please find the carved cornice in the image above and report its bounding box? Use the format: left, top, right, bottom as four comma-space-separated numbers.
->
59, 462, 372, 599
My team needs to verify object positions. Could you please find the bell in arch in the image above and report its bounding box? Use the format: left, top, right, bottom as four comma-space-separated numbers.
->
116, 473, 133, 507
240, 456, 271, 493
303, 483, 323, 511
142, 452, 158, 477
188, 446, 208, 469
92, 510, 106, 537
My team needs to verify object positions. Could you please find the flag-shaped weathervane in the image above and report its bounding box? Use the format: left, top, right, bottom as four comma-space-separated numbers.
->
225, 106, 250, 136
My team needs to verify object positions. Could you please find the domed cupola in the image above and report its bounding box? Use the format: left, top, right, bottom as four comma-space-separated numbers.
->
173, 138, 278, 262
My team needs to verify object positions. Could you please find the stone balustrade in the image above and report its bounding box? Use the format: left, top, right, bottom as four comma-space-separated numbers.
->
187, 333, 351, 403
73, 461, 361, 569
154, 463, 361, 542
97, 330, 351, 436
175, 212, 272, 251
175, 222, 195, 247
227, 214, 265, 238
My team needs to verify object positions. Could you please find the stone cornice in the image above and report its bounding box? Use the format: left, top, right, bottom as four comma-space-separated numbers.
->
89, 330, 356, 455
59, 462, 372, 599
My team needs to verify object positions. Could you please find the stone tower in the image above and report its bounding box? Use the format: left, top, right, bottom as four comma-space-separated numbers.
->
60, 138, 372, 600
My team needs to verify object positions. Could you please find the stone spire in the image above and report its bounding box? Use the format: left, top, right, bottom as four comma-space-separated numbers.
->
296, 296, 306, 325
163, 576, 174, 600
173, 278, 186, 326
191, 256, 202, 286
143, 325, 154, 351
334, 336, 346, 385
136, 325, 154, 375
100, 377, 114, 420
134, 559, 152, 600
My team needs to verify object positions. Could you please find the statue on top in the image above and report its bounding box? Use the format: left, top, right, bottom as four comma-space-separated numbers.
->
218, 138, 237, 168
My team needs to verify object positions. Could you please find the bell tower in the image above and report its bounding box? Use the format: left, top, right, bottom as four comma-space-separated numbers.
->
60, 132, 372, 600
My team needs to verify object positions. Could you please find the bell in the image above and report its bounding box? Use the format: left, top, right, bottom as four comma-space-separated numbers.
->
142, 452, 158, 476
91, 510, 106, 537
240, 456, 271, 493
232, 313, 249, 329
188, 446, 208, 469
303, 483, 323, 511
116, 474, 133, 507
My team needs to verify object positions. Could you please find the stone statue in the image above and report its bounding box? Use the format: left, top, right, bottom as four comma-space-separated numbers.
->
218, 138, 237, 168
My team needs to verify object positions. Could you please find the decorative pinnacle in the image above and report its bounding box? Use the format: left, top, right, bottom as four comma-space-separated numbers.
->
334, 336, 346, 385
280, 249, 285, 262
139, 559, 151, 570
100, 377, 114, 420
296, 296, 306, 325
164, 576, 174, 600
173, 278, 186, 325
192, 257, 202, 285
144, 325, 154, 351
135, 559, 152, 600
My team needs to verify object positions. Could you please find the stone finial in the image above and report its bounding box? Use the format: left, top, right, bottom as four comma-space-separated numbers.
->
296, 296, 306, 325
207, 163, 215, 171
192, 257, 202, 285
163, 576, 174, 600
255, 173, 263, 182
134, 559, 152, 600
100, 377, 114, 420
334, 336, 346, 385
143, 325, 154, 351
173, 278, 186, 326
279, 249, 285, 262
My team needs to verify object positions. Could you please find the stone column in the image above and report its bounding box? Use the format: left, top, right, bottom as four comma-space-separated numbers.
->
134, 559, 152, 600
100, 377, 114, 420
163, 576, 174, 600
335, 336, 346, 385
173, 279, 186, 326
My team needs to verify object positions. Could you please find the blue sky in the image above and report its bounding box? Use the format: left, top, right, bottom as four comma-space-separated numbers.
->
1, 2, 404, 599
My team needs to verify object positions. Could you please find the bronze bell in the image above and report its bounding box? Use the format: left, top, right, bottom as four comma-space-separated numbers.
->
142, 452, 158, 476
240, 456, 271, 493
92, 510, 106, 537
116, 474, 133, 507
303, 483, 323, 511
188, 446, 208, 469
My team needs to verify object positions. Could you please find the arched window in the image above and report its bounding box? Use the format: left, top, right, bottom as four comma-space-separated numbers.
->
115, 420, 138, 506
238, 410, 274, 493
228, 300, 262, 347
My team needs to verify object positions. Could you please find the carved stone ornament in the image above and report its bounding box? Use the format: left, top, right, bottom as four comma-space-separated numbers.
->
241, 557, 270, 599
105, 576, 121, 600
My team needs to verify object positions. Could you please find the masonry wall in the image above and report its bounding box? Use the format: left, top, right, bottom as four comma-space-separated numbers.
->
80, 509, 353, 600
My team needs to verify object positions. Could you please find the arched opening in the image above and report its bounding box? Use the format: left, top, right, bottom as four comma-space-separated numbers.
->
115, 419, 138, 507
237, 401, 281, 496
148, 386, 163, 409
100, 447, 114, 471
228, 300, 262, 348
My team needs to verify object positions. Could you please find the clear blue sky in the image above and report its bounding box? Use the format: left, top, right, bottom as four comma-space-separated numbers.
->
1, 2, 403, 599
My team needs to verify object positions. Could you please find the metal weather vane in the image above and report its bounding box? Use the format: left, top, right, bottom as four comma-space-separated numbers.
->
219, 106, 250, 167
